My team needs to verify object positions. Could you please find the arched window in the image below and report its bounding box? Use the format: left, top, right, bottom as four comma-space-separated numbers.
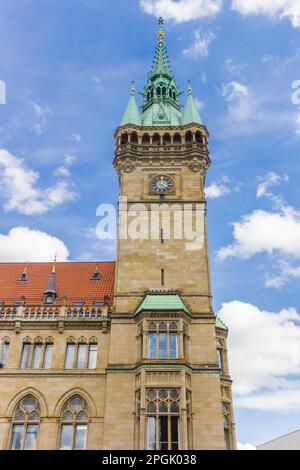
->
59, 395, 89, 450
156, 86, 161, 96
173, 133, 182, 145
146, 388, 180, 450
162, 86, 166, 96
152, 133, 161, 146
222, 402, 232, 450
162, 133, 171, 145
195, 131, 203, 144
130, 132, 138, 144
217, 340, 223, 372
10, 395, 40, 450
142, 133, 150, 145
185, 131, 193, 144
121, 133, 128, 145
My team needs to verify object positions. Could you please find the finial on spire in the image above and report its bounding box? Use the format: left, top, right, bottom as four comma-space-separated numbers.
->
157, 17, 165, 43
130, 80, 136, 95
188, 80, 192, 94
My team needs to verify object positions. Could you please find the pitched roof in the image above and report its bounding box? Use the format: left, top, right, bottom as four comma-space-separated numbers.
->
0, 262, 115, 306
135, 294, 190, 315
120, 92, 141, 126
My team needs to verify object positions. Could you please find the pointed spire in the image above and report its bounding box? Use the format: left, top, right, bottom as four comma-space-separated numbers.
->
151, 17, 173, 77
44, 257, 57, 303
182, 81, 203, 126
120, 81, 141, 126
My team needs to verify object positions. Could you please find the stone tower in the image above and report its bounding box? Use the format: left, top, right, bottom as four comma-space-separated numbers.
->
102, 19, 236, 450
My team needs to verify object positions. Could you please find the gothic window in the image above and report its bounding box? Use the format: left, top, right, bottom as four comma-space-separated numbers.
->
20, 343, 31, 369
146, 388, 180, 450
217, 340, 223, 373
162, 86, 166, 96
59, 396, 89, 450
148, 322, 178, 359
10, 395, 40, 450
222, 402, 232, 450
65, 342, 98, 369
0, 339, 9, 368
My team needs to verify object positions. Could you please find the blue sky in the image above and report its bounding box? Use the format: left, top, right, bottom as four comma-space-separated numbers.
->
1, 0, 300, 449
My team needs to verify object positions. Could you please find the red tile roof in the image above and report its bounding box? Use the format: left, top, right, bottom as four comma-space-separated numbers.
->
0, 262, 115, 306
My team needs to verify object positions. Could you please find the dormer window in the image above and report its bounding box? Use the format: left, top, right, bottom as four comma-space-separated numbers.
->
44, 294, 55, 305
91, 264, 102, 280
18, 266, 29, 282
73, 300, 85, 307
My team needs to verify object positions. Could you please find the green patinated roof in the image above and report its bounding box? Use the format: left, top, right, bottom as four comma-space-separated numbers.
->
135, 294, 190, 315
120, 84, 141, 126
120, 19, 205, 128
182, 87, 203, 125
215, 316, 228, 331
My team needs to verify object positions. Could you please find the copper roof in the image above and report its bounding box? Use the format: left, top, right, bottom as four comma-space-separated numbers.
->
0, 262, 115, 306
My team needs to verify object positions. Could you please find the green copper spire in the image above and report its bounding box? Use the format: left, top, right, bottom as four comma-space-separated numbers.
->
120, 81, 141, 126
182, 81, 203, 125
141, 18, 182, 127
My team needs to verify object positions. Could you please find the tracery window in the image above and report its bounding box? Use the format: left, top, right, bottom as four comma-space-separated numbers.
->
148, 321, 178, 359
146, 388, 180, 450
223, 402, 232, 450
10, 395, 40, 450
59, 395, 89, 450
20, 341, 53, 369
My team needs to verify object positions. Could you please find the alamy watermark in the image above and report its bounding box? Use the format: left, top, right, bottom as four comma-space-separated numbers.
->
292, 80, 300, 106
95, 197, 205, 252
0, 80, 6, 104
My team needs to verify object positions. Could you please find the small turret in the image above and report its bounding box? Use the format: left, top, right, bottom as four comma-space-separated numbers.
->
182, 81, 203, 126
120, 81, 141, 126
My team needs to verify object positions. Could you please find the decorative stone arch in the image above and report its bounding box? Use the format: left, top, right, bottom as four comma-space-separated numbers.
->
130, 131, 138, 144
33, 336, 43, 343
195, 130, 203, 144
142, 133, 150, 145
22, 336, 32, 343
1, 335, 10, 343
78, 336, 87, 343
54, 388, 97, 418
66, 336, 76, 343
45, 336, 54, 343
5, 387, 48, 418
162, 133, 171, 145
185, 130, 193, 144
153, 133, 161, 145
120, 132, 128, 145
89, 336, 98, 344
173, 132, 182, 145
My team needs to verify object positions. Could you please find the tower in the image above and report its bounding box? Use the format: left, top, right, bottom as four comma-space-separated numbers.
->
102, 19, 236, 450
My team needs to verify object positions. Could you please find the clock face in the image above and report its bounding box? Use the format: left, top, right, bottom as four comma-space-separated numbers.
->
151, 175, 174, 194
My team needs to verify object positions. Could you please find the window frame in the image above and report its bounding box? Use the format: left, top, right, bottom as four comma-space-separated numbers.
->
147, 322, 178, 360
59, 396, 89, 450
10, 395, 40, 450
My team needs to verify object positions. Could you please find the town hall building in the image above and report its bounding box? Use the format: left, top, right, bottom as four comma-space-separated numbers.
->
0, 19, 236, 450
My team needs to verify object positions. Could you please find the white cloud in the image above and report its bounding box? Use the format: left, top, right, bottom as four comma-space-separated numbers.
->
222, 81, 252, 121
183, 30, 216, 58
0, 227, 69, 261
237, 442, 256, 450
225, 58, 246, 78
256, 172, 289, 199
232, 0, 300, 28
140, 0, 222, 23
218, 300, 300, 411
206, 176, 231, 199
71, 133, 82, 143
25, 90, 51, 135
218, 206, 300, 260
265, 260, 300, 288
194, 97, 205, 111
0, 149, 77, 215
